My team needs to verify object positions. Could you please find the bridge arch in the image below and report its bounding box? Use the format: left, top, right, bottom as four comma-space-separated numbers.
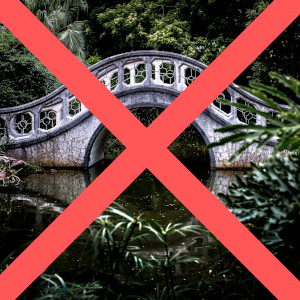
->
84, 98, 217, 169
0, 50, 275, 169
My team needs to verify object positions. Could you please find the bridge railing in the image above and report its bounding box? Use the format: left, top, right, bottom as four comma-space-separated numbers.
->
0, 50, 278, 145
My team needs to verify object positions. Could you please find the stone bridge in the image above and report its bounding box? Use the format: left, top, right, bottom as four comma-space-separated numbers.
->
0, 51, 277, 169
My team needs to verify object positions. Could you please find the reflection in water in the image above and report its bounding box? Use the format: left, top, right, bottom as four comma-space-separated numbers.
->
0, 161, 242, 275
0, 126, 244, 282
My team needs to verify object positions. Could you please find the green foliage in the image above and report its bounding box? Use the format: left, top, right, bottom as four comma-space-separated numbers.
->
32, 204, 211, 299
11, 201, 276, 299
207, 73, 300, 162
145, 220, 204, 244
0, 161, 22, 187
133, 107, 162, 127
0, 31, 60, 107
245, 0, 300, 86
86, 0, 253, 62
91, 0, 198, 58
30, 202, 276, 299
23, 0, 89, 63
144, 220, 205, 299
85, 0, 299, 88
3, 0, 298, 107
0, 1, 89, 107
92, 203, 148, 272
206, 72, 300, 285
2, 0, 298, 108
105, 108, 162, 160
104, 108, 208, 162
146, 18, 197, 57
86, 55, 101, 65
194, 35, 231, 66
218, 154, 300, 275
38, 274, 104, 299
57, 21, 87, 62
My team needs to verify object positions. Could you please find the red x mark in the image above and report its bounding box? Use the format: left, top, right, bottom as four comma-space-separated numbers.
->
0, 0, 300, 299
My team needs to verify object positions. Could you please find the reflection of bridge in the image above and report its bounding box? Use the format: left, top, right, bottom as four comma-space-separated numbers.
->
0, 169, 237, 264
0, 51, 275, 169
0, 168, 243, 206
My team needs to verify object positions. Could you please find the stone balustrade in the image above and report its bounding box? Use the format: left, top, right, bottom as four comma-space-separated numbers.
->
0, 50, 279, 147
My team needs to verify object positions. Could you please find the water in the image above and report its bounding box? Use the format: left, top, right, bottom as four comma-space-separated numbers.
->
0, 165, 241, 266
0, 129, 243, 292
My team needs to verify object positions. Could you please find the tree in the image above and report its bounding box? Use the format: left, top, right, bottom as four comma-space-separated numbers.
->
0, 30, 60, 107
87, 0, 198, 59
85, 0, 131, 58
85, 0, 299, 87
85, 0, 254, 64
242, 0, 300, 85
22, 0, 89, 63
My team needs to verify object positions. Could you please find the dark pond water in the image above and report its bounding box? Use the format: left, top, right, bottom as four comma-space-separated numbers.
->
0, 128, 243, 293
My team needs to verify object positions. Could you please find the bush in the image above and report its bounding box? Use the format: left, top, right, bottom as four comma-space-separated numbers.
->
0, 31, 60, 108
208, 72, 300, 280
219, 154, 300, 274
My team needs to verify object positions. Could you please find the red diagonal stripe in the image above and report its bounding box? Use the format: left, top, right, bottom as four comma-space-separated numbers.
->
0, 0, 145, 147
0, 0, 299, 299
148, 0, 300, 147
148, 147, 300, 299
0, 148, 147, 300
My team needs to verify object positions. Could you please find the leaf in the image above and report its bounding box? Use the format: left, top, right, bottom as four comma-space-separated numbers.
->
270, 72, 300, 99
108, 207, 135, 222
289, 140, 300, 151
242, 84, 284, 112
217, 98, 283, 125
207, 72, 300, 160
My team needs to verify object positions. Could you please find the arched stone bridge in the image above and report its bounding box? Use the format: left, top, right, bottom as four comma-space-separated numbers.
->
0, 51, 276, 169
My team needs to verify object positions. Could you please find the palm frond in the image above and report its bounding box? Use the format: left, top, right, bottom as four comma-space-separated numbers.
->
24, 0, 88, 61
